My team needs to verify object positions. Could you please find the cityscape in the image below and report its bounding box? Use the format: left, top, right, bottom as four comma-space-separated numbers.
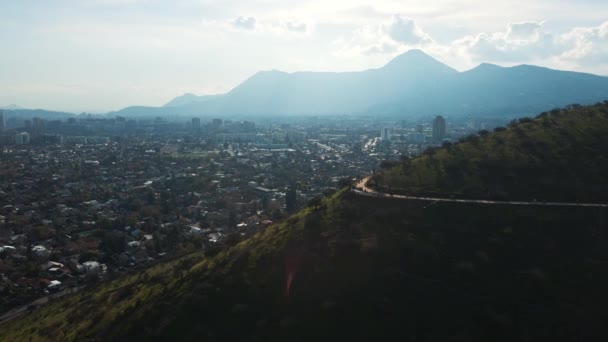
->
2, 0, 608, 340
0, 109, 505, 312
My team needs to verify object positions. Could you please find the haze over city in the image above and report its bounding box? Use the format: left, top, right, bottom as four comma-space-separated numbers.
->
1, 0, 607, 112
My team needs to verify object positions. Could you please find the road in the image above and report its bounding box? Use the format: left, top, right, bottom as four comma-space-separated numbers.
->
353, 177, 608, 208
0, 285, 85, 325
314, 142, 334, 152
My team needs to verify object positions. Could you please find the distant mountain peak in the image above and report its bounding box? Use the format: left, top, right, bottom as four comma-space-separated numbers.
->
254, 69, 289, 76
383, 49, 457, 74
468, 63, 503, 72
0, 104, 23, 110
479, 62, 501, 68
401, 49, 430, 57
163, 93, 218, 108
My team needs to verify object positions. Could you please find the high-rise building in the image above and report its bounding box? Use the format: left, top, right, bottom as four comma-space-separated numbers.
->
432, 116, 446, 143
15, 132, 30, 145
192, 117, 201, 132
32, 117, 45, 131
125, 120, 137, 131
212, 118, 223, 128
381, 127, 391, 141
0, 110, 4, 131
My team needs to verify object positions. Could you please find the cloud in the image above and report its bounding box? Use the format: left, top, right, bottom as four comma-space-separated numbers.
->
334, 15, 432, 57
333, 25, 396, 56
230, 16, 256, 30
339, 6, 388, 19
364, 42, 400, 55
284, 20, 307, 33
384, 15, 432, 45
558, 21, 608, 66
206, 16, 311, 35
452, 20, 608, 71
451, 21, 561, 62
334, 16, 608, 75
506, 22, 543, 40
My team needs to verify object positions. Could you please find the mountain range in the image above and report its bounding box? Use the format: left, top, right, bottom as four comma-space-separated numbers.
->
3, 50, 608, 119
0, 104, 23, 110
112, 49, 608, 118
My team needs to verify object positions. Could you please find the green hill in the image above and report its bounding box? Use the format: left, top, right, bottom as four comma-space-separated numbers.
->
374, 102, 608, 202
2, 103, 608, 342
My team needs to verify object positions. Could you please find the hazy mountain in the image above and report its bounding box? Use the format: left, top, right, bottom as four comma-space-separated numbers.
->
0, 104, 24, 110
163, 93, 221, 107
109, 96, 220, 117
0, 108, 75, 120
107, 106, 175, 118
147, 49, 608, 118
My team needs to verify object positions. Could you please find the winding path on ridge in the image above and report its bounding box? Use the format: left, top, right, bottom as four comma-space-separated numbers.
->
353, 177, 608, 208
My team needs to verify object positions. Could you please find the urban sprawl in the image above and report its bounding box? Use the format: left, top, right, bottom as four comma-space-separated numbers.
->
0, 110, 503, 313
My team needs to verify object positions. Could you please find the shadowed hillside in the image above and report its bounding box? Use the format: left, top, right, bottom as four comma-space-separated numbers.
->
2, 103, 608, 342
2, 191, 607, 341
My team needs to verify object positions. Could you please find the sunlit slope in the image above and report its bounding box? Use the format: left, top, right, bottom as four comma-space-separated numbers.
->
375, 102, 608, 202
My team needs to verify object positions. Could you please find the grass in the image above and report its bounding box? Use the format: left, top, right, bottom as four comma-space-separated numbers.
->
376, 102, 608, 202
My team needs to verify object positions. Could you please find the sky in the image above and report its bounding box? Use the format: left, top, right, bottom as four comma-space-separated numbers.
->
0, 0, 607, 113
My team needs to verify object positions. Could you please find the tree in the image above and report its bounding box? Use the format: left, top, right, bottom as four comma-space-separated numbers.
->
99, 232, 127, 256
228, 210, 237, 229
166, 226, 180, 250
224, 233, 242, 247
338, 177, 352, 188
379, 160, 399, 169
307, 197, 322, 208
146, 190, 155, 205
518, 117, 533, 124
286, 186, 297, 212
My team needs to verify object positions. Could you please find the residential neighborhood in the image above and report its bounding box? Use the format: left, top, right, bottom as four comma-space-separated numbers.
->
0, 113, 497, 313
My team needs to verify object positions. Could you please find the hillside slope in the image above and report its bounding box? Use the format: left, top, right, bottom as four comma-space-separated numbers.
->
375, 102, 608, 202
2, 104, 608, 342
2, 191, 607, 341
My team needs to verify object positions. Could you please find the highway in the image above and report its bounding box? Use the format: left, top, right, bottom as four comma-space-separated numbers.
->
353, 177, 608, 208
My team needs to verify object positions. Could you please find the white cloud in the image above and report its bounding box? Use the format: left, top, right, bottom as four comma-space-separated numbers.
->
230, 16, 256, 30
384, 15, 432, 45
453, 20, 608, 72
449, 21, 561, 63
558, 21, 608, 67
339, 5, 387, 19
334, 15, 433, 57
206, 15, 312, 35
506, 22, 543, 40
284, 20, 307, 33
333, 16, 608, 76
